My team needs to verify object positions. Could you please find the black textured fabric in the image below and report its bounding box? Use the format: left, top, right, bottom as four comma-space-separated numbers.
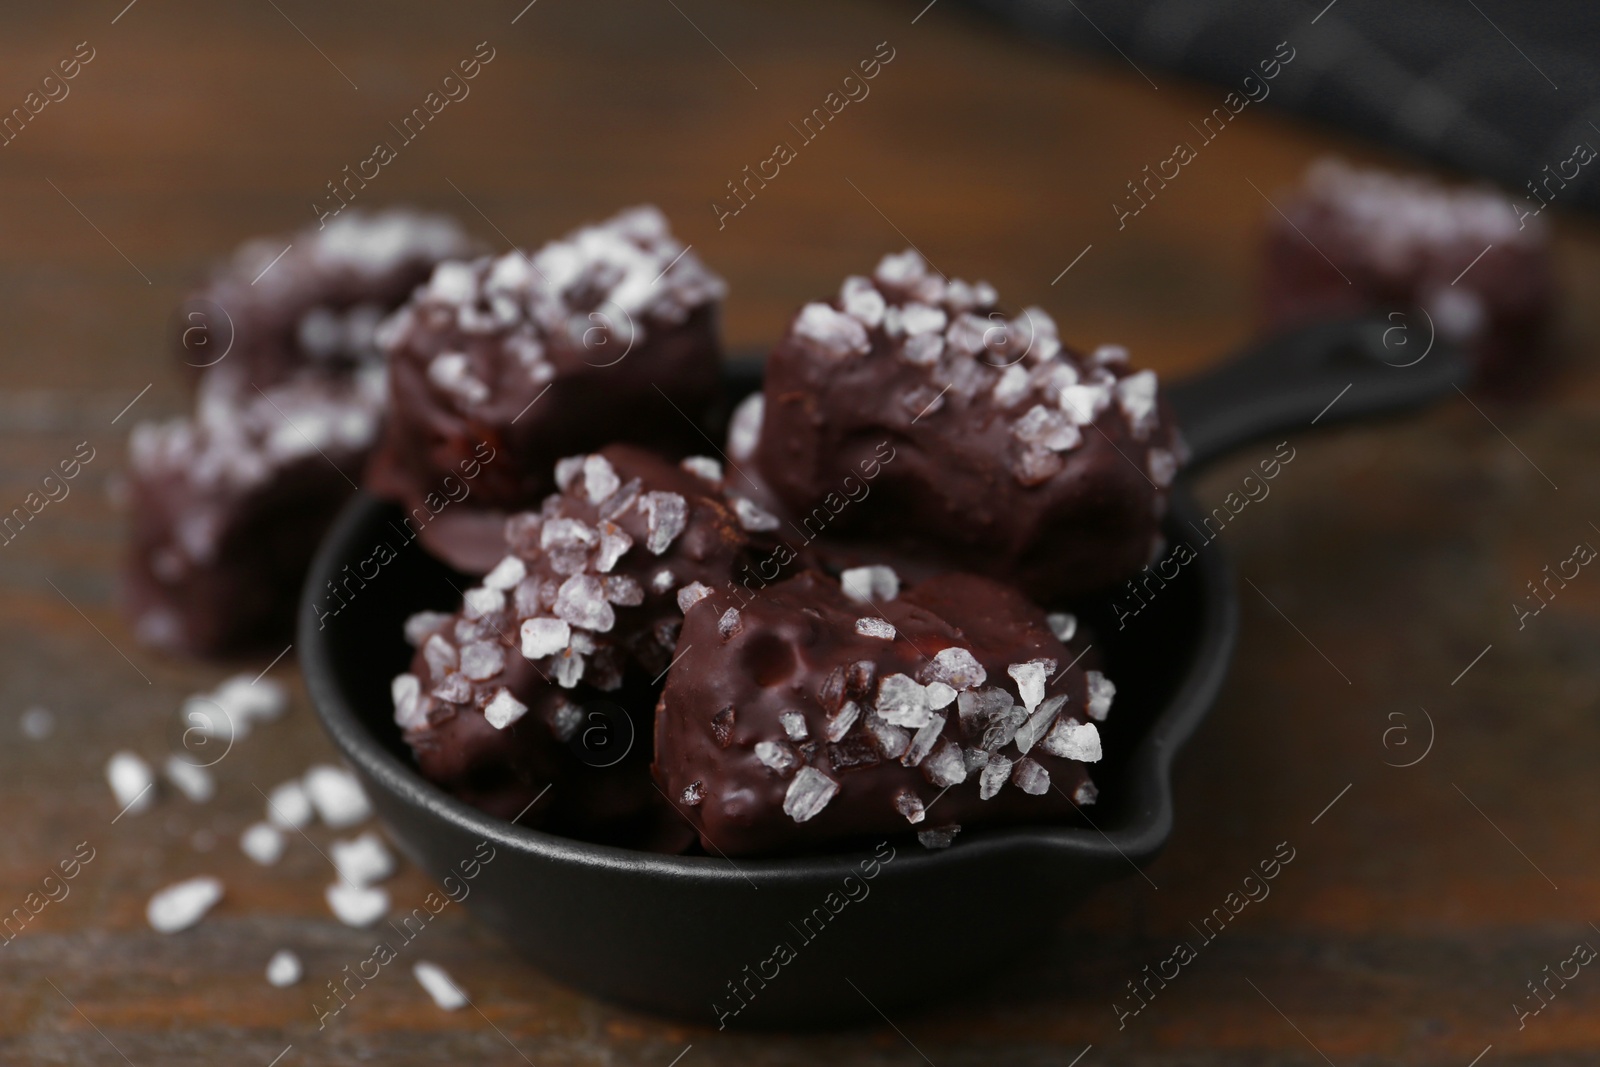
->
959, 0, 1599, 214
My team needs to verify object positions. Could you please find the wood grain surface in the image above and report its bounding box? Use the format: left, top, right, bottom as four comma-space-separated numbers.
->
2, 1, 1598, 1064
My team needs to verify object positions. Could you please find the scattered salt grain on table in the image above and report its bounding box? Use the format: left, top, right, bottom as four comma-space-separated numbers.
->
331, 831, 394, 886
106, 751, 155, 815
266, 949, 302, 987
163, 755, 215, 803
265, 779, 313, 829
147, 876, 223, 933
304, 765, 371, 828
326, 880, 388, 927
19, 706, 53, 740
413, 961, 467, 1010
240, 822, 286, 866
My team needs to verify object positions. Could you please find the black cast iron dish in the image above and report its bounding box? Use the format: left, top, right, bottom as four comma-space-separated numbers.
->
302, 314, 1461, 1028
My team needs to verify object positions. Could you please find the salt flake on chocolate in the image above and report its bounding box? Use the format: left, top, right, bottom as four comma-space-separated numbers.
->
426, 353, 489, 405
484, 688, 528, 730
1116, 370, 1160, 439
825, 700, 860, 742
992, 364, 1031, 408
755, 740, 798, 775
926, 646, 987, 691
594, 521, 632, 573
583, 454, 621, 504
642, 491, 688, 554
421, 632, 458, 677
840, 275, 886, 327
727, 393, 764, 463
680, 456, 723, 483
1044, 719, 1102, 762
1007, 659, 1054, 712
1046, 612, 1077, 642
979, 754, 1013, 799
840, 565, 899, 604
783, 767, 840, 823
554, 574, 615, 632
520, 617, 571, 659
876, 673, 929, 727
1148, 447, 1177, 488
793, 302, 870, 359
1086, 670, 1116, 721
902, 712, 945, 767
732, 496, 780, 532
1012, 757, 1050, 795
676, 581, 713, 613
855, 617, 896, 641
459, 641, 506, 681
894, 790, 926, 824
921, 738, 967, 787
1014, 404, 1081, 452
482, 555, 527, 591
718, 608, 743, 640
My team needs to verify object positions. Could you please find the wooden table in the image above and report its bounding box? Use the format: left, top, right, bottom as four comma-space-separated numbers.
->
3, 1, 1598, 1063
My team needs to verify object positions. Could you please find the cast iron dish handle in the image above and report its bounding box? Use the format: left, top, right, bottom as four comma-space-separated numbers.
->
1165, 312, 1467, 469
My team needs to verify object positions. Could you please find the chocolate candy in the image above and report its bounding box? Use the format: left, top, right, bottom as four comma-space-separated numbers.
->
174, 208, 479, 390
749, 250, 1181, 603
1261, 158, 1553, 384
652, 567, 1108, 856
365, 206, 729, 573
123, 366, 385, 656
389, 444, 755, 844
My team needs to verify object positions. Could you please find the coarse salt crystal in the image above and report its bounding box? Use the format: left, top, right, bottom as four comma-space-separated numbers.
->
924, 681, 956, 709
266, 949, 302, 987
917, 824, 961, 849
755, 740, 798, 775
1057, 382, 1111, 425
147, 876, 224, 933
921, 738, 967, 787
876, 674, 930, 729
554, 574, 615, 632
1014, 693, 1067, 755
779, 711, 808, 740
326, 880, 388, 927
240, 822, 285, 866
894, 790, 926, 824
1086, 671, 1116, 721
1007, 660, 1053, 712
1148, 447, 1177, 488
651, 568, 677, 595
732, 496, 780, 532
1046, 612, 1078, 642
1012, 757, 1050, 795
414, 961, 468, 1010
594, 521, 632, 573
677, 582, 713, 613
462, 586, 505, 620
825, 700, 860, 742
681, 455, 723, 482
793, 302, 870, 359
422, 634, 457, 677
868, 716, 911, 759
979, 755, 1014, 799
642, 492, 688, 554
1075, 780, 1099, 805
303, 765, 371, 828
459, 640, 506, 681
840, 275, 887, 327
331, 831, 395, 886
840, 565, 900, 604
1116, 370, 1160, 439
554, 455, 585, 490
1014, 404, 1081, 452
164, 755, 214, 803
926, 646, 986, 691
583, 454, 620, 503
782, 767, 840, 823
266, 779, 313, 829
603, 574, 644, 605
717, 608, 743, 640
106, 751, 155, 815
992, 364, 1031, 407
391, 673, 426, 730
521, 617, 571, 659
1045, 719, 1102, 762
482, 556, 527, 591
484, 687, 528, 730
727, 393, 764, 462
855, 617, 896, 641
901, 712, 945, 767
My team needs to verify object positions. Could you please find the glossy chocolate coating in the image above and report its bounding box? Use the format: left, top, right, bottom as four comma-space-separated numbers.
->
751, 251, 1181, 603
365, 206, 728, 573
653, 568, 1106, 856
174, 208, 479, 390
1260, 158, 1553, 384
123, 366, 384, 656
391, 444, 755, 846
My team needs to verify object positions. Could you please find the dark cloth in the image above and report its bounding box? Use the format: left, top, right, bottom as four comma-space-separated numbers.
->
960, 0, 1600, 212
